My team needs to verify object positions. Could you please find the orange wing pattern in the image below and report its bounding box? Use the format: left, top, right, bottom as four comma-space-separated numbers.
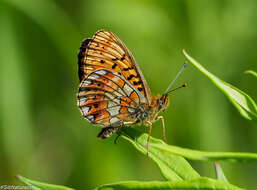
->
78, 30, 152, 105
77, 69, 147, 127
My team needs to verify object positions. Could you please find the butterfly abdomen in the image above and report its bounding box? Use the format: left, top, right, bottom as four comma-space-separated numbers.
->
97, 127, 118, 139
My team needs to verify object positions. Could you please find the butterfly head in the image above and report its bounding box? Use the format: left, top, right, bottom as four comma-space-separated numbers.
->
156, 94, 170, 112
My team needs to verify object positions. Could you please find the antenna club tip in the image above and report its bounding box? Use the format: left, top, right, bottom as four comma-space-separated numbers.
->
183, 62, 188, 67
183, 83, 188, 87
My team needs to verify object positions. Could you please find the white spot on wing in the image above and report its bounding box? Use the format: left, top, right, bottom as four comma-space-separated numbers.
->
82, 106, 90, 114
95, 70, 107, 75
105, 92, 115, 100
82, 80, 92, 85
107, 106, 120, 116
105, 94, 120, 104
86, 115, 94, 122
88, 74, 99, 80
123, 84, 133, 96
117, 88, 125, 95
78, 97, 87, 106
128, 108, 135, 113
110, 117, 120, 124
108, 100, 117, 107
78, 91, 87, 97
113, 91, 121, 97
113, 98, 121, 104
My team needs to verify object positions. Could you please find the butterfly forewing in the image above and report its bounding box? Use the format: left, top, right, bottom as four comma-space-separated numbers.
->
78, 30, 152, 105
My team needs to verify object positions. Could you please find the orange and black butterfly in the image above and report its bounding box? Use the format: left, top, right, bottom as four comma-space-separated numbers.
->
77, 30, 187, 151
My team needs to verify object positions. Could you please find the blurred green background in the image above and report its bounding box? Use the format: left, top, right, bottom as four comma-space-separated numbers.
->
0, 0, 257, 189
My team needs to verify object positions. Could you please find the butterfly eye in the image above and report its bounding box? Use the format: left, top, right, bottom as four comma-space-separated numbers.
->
157, 99, 163, 109
142, 112, 148, 118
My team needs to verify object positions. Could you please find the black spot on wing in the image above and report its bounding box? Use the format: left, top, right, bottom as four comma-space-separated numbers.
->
127, 74, 136, 80
138, 87, 143, 91
133, 80, 142, 85
81, 38, 92, 47
122, 67, 133, 71
112, 63, 117, 69
90, 113, 99, 122
78, 38, 93, 82
120, 54, 125, 61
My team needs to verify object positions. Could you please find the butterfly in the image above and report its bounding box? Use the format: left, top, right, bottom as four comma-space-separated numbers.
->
77, 30, 187, 153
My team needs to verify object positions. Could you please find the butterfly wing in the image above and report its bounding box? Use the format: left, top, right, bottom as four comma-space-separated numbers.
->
78, 30, 152, 105
77, 69, 147, 127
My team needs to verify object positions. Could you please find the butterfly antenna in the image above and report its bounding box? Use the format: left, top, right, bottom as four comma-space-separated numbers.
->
166, 83, 188, 94
164, 62, 187, 94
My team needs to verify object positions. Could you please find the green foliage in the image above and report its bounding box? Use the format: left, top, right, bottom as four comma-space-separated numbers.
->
122, 128, 200, 181
123, 128, 257, 163
245, 70, 257, 78
19, 127, 257, 189
94, 178, 243, 190
183, 50, 257, 122
17, 175, 74, 190
18, 175, 244, 190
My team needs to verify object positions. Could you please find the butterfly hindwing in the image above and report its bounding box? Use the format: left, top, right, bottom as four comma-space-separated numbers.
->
77, 69, 146, 127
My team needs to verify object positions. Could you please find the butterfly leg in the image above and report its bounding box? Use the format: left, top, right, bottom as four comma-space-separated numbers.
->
157, 116, 167, 143
114, 121, 136, 144
146, 120, 153, 156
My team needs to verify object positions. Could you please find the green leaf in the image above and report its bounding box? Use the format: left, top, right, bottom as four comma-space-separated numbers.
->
183, 50, 257, 122
122, 128, 200, 181
95, 177, 244, 190
245, 70, 257, 78
214, 162, 228, 183
17, 175, 75, 190
157, 143, 257, 163
122, 128, 257, 166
